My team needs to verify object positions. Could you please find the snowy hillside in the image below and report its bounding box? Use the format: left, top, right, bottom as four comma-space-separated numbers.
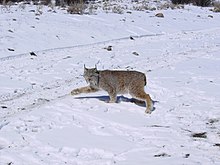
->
0, 3, 220, 165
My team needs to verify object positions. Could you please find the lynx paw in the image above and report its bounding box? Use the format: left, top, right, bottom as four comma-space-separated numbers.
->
145, 109, 152, 114
108, 97, 117, 103
145, 104, 154, 114
108, 100, 116, 103
71, 89, 80, 95
105, 100, 116, 103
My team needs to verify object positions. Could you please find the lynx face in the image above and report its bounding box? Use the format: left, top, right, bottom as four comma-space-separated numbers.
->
83, 67, 99, 88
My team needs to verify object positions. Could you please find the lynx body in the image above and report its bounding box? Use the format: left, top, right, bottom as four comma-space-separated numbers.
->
71, 66, 153, 113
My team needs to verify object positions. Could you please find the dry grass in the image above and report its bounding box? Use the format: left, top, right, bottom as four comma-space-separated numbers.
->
67, 1, 86, 14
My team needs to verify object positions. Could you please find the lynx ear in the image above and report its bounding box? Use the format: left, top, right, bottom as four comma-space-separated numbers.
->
94, 65, 98, 72
84, 64, 88, 71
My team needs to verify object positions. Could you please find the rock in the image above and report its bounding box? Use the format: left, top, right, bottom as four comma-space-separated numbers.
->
155, 13, 164, 18
184, 154, 190, 158
8, 48, 15, 51
154, 153, 171, 157
150, 7, 156, 11
30, 51, 37, 56
214, 143, 220, 147
191, 132, 207, 138
104, 46, 112, 51
130, 36, 135, 40
132, 52, 139, 56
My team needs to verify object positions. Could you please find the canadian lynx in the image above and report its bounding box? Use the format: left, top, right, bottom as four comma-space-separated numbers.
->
71, 66, 154, 113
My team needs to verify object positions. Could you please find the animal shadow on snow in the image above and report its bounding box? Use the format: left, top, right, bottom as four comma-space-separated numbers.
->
74, 95, 157, 110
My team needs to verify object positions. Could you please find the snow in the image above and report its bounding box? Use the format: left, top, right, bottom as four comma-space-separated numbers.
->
0, 2, 220, 165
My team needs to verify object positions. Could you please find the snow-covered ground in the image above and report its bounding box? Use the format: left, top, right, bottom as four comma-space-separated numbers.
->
0, 3, 220, 165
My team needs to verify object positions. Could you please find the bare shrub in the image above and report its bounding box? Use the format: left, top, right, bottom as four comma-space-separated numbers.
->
85, 2, 96, 14
1, 0, 13, 10
0, 0, 16, 4
211, 1, 220, 12
67, 0, 86, 14
194, 0, 212, 6
40, 0, 52, 5
171, 0, 212, 6
133, 3, 150, 11
132, 0, 179, 11
101, 0, 125, 14
169, 3, 185, 9
102, 0, 112, 13
18, 2, 26, 10
112, 5, 124, 14
158, 2, 173, 10
171, 0, 190, 5
35, 4, 43, 15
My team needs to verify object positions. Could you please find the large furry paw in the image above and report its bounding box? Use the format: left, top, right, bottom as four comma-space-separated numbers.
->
145, 104, 155, 114
145, 109, 152, 114
108, 100, 117, 103
71, 89, 80, 95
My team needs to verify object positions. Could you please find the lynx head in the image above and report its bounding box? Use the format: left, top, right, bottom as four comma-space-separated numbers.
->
83, 65, 99, 88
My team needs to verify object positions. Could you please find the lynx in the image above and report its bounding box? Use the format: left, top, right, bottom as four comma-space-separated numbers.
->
71, 66, 154, 114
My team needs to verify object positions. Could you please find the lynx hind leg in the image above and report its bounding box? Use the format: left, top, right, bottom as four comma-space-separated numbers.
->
130, 89, 153, 114
71, 86, 99, 95
144, 94, 153, 114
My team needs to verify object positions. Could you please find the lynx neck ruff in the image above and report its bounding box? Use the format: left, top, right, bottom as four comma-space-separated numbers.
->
89, 71, 100, 89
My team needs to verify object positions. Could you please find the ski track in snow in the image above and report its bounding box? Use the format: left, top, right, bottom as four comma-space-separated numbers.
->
1, 10, 220, 165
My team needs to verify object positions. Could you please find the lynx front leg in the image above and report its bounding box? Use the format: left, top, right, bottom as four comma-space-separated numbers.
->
107, 88, 117, 103
109, 94, 117, 103
71, 86, 99, 95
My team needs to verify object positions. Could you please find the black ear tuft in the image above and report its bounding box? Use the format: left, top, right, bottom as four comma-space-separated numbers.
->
94, 65, 98, 72
84, 64, 88, 71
